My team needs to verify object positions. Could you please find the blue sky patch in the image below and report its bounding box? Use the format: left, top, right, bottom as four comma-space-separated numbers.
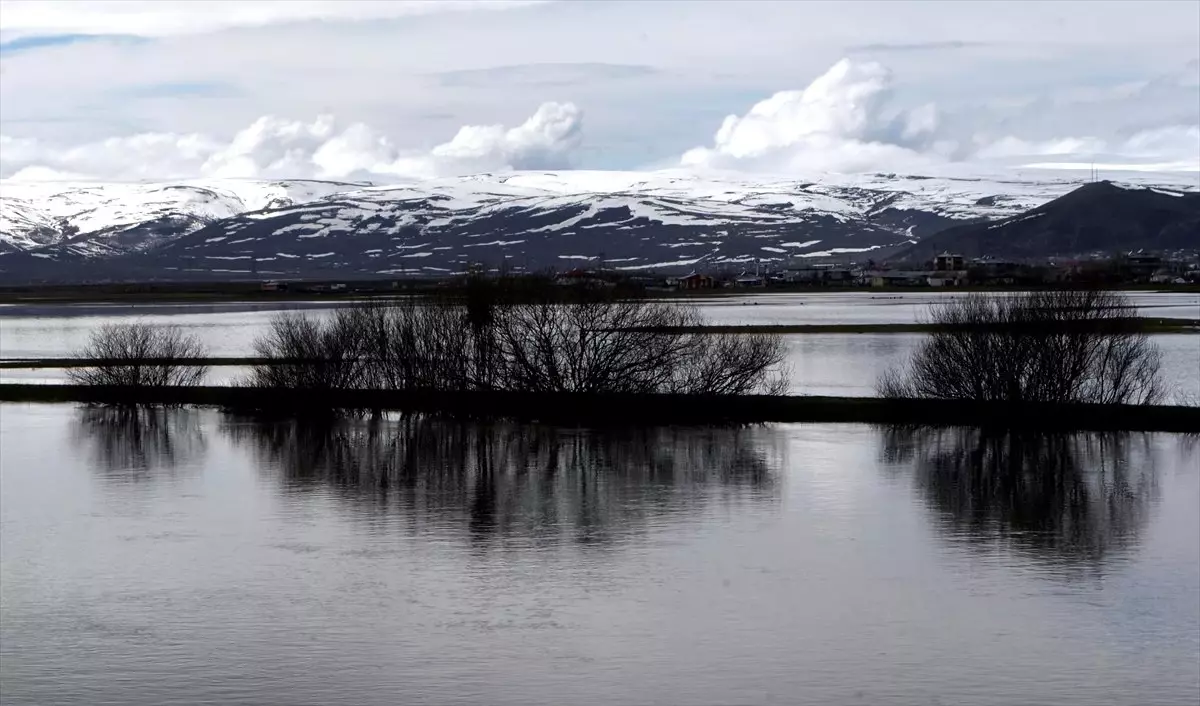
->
0, 33, 147, 55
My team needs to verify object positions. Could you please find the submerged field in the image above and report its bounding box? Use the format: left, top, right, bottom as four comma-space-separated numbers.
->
2, 289, 1198, 706
3, 291, 1197, 402
2, 405, 1197, 706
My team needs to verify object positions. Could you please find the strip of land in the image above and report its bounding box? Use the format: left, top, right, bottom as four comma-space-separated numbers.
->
625, 318, 1200, 335
0, 357, 298, 369
2, 317, 1196, 372
0, 282, 1196, 305
1, 384, 1196, 432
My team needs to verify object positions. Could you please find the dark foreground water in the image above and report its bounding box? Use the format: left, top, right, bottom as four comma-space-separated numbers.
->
1, 404, 1198, 706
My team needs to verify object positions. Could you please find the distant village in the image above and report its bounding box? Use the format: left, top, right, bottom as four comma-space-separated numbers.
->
253, 251, 1200, 296
648, 251, 1200, 291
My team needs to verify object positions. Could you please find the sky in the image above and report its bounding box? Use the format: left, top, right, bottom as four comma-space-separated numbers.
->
0, 0, 1197, 181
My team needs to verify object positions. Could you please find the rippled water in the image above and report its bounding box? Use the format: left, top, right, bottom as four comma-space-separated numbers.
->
1, 404, 1197, 705
1, 292, 1197, 399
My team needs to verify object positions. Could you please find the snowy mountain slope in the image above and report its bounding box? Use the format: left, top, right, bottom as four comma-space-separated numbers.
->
140, 187, 906, 278
1, 170, 1196, 283
0, 179, 365, 254
897, 181, 1200, 261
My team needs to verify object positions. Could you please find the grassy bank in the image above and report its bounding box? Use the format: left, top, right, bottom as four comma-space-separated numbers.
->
1, 384, 1196, 432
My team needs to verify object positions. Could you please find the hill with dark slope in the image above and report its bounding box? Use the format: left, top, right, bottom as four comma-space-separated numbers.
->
896, 181, 1200, 262
1, 173, 1196, 283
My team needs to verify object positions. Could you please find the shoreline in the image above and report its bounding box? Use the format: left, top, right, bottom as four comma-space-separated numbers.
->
2, 384, 1196, 432
1, 315, 1195, 369
0, 283, 1196, 306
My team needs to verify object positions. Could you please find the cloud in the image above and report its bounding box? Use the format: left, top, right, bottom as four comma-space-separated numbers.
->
2, 1, 1196, 177
0, 32, 146, 54
3, 1, 1196, 179
848, 40, 989, 53
409, 101, 583, 173
974, 136, 1110, 160
973, 125, 1200, 171
681, 58, 1199, 175
680, 59, 951, 173
433, 63, 660, 89
0, 102, 583, 180
0, 0, 546, 38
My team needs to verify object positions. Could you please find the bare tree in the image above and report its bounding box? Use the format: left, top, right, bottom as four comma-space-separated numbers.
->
244, 309, 374, 390
370, 300, 476, 391
878, 290, 1163, 405
490, 290, 788, 395
243, 286, 789, 397
68, 322, 209, 387
492, 295, 688, 393
670, 324, 791, 396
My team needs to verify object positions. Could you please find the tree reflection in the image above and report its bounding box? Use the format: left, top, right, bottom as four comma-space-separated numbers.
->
72, 405, 207, 480
222, 415, 781, 545
880, 427, 1161, 575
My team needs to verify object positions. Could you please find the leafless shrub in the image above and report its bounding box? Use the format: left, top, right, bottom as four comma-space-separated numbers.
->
670, 325, 791, 395
491, 291, 788, 394
67, 322, 209, 387
878, 290, 1163, 405
244, 309, 375, 390
492, 295, 689, 393
244, 288, 789, 397
370, 300, 478, 391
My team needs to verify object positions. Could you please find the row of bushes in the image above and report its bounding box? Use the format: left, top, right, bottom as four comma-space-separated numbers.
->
70, 286, 789, 396
241, 296, 789, 395
67, 287, 1166, 406
877, 289, 1164, 405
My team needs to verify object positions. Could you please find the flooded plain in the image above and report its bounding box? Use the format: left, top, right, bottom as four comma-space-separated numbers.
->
1, 291, 1197, 400
1, 404, 1198, 705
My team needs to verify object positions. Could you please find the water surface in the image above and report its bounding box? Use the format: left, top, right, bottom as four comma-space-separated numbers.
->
2, 404, 1197, 705
2, 292, 1196, 400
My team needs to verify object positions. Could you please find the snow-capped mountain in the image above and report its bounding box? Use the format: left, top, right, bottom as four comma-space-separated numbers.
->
0, 179, 365, 254
898, 180, 1200, 261
1, 170, 1196, 283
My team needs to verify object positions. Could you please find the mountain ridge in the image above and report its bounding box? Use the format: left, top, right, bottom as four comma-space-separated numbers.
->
1, 170, 1196, 283
896, 180, 1200, 262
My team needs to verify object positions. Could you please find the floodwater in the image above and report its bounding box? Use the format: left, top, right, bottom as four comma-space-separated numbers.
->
1, 291, 1197, 400
1, 404, 1197, 705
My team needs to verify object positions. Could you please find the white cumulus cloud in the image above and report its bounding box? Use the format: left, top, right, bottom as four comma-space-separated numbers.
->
681, 59, 949, 173
0, 102, 583, 181
402, 101, 584, 176
681, 58, 1199, 175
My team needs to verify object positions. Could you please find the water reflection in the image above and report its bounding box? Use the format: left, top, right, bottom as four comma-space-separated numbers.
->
222, 415, 782, 545
881, 427, 1161, 575
71, 405, 207, 480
